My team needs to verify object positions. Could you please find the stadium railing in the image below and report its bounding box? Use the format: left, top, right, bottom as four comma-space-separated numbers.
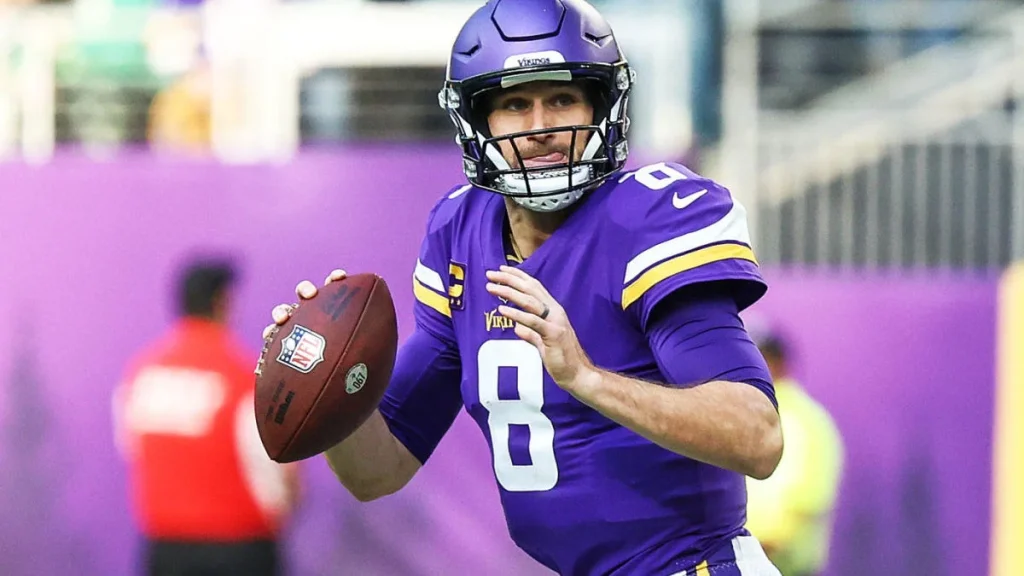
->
719, 0, 1024, 271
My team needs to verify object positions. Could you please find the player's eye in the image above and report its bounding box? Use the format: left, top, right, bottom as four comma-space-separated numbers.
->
495, 96, 531, 112
550, 93, 580, 107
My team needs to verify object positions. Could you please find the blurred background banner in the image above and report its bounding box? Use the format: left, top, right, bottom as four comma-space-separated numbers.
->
0, 0, 1022, 575
0, 152, 1003, 576
753, 270, 996, 576
0, 149, 549, 576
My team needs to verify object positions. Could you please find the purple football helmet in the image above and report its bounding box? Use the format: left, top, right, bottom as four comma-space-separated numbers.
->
438, 0, 635, 212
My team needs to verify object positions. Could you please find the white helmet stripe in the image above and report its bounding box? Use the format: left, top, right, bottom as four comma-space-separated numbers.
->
580, 120, 606, 161
483, 137, 511, 171
609, 92, 625, 122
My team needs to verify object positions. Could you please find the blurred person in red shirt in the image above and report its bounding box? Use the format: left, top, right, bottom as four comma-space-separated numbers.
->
113, 258, 300, 576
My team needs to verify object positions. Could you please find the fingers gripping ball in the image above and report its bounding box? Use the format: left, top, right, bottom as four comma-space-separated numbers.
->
254, 274, 398, 463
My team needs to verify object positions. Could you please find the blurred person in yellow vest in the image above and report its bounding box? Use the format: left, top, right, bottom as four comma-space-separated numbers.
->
148, 64, 211, 152
745, 325, 844, 576
144, 4, 212, 153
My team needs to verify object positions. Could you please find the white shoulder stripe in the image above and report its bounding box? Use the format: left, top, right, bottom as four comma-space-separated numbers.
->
414, 259, 446, 292
623, 201, 752, 284
448, 184, 472, 199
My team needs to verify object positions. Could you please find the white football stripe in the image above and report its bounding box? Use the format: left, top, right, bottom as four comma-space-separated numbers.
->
623, 201, 752, 284
414, 259, 446, 293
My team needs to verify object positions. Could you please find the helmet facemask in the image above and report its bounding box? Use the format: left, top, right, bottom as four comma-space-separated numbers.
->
439, 63, 635, 212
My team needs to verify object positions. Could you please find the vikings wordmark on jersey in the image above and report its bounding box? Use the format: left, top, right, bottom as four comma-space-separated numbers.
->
484, 306, 516, 332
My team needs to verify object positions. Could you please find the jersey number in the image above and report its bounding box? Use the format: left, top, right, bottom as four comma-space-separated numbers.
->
477, 339, 558, 492
625, 161, 689, 190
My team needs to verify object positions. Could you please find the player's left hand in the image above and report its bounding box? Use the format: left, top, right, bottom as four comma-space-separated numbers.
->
486, 265, 597, 391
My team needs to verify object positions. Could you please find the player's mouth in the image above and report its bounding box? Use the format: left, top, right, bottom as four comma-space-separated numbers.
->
522, 151, 567, 168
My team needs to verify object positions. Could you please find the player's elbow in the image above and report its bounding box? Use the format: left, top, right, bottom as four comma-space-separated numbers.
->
327, 459, 410, 502
349, 484, 395, 503
748, 411, 784, 480
354, 490, 388, 503
342, 474, 408, 502
338, 464, 418, 502
748, 446, 782, 481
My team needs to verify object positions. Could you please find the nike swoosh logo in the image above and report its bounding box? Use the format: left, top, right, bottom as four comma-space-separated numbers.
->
672, 189, 707, 209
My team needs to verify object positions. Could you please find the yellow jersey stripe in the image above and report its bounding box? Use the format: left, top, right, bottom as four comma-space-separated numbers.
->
624, 202, 751, 284
413, 277, 451, 318
695, 560, 710, 576
992, 262, 1024, 576
621, 243, 758, 309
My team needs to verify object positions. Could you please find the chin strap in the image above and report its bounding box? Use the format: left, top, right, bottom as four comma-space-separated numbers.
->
512, 189, 585, 213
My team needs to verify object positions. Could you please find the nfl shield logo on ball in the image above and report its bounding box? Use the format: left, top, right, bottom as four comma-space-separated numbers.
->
276, 325, 326, 374
345, 363, 368, 394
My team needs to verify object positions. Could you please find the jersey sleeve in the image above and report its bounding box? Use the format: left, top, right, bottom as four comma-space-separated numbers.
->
411, 189, 462, 346
614, 162, 767, 329
646, 288, 776, 407
378, 327, 463, 464
379, 187, 466, 464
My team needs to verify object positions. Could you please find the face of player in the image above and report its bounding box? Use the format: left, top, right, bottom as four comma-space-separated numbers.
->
485, 80, 594, 170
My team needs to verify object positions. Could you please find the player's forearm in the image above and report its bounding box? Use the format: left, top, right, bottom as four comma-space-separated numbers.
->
572, 369, 783, 479
323, 410, 421, 501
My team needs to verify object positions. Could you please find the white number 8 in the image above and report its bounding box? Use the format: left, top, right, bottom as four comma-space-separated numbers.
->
477, 339, 558, 492
625, 162, 689, 190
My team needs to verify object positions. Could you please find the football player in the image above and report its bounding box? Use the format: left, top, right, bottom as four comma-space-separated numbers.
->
264, 1, 783, 574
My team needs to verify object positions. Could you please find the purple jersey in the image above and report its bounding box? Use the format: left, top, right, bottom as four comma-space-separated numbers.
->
405, 162, 767, 575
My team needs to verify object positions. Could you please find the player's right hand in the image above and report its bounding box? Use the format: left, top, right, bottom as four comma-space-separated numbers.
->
262, 269, 347, 339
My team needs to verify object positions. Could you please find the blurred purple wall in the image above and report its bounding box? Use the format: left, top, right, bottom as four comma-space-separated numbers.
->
0, 150, 995, 576
749, 270, 996, 576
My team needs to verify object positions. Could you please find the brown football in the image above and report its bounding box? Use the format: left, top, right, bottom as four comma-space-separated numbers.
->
254, 273, 398, 463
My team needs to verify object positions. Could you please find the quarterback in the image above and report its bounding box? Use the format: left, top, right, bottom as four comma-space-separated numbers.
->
265, 1, 784, 574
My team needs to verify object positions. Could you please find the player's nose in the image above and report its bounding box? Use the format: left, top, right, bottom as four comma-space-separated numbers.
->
527, 100, 557, 136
